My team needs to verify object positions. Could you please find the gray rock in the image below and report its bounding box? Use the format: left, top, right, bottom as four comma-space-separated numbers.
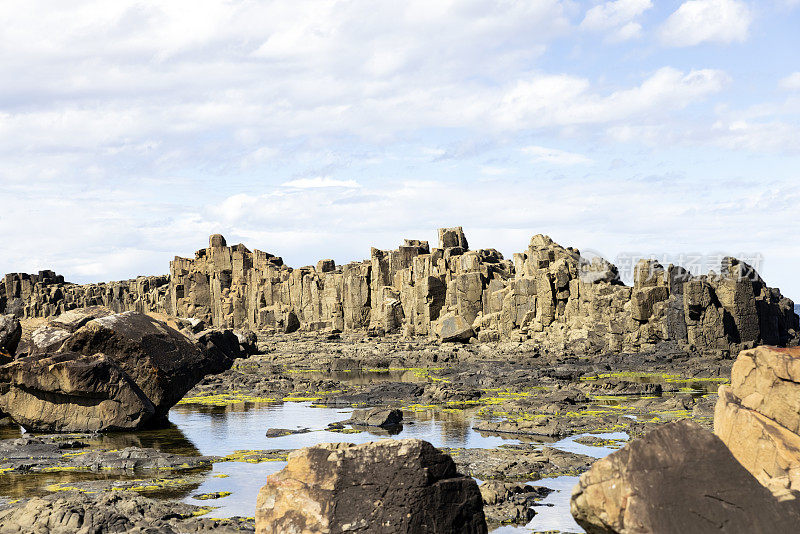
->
347, 407, 403, 427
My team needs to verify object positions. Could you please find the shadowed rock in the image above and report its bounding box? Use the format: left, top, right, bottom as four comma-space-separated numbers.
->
60, 311, 233, 417
0, 315, 21, 369
347, 407, 403, 427
570, 419, 800, 534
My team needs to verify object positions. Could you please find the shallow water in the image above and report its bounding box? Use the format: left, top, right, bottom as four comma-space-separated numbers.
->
166, 401, 623, 531
2, 399, 626, 531
0, 400, 626, 531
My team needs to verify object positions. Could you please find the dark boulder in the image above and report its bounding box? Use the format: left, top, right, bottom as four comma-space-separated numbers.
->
0, 314, 21, 363
570, 419, 800, 534
60, 312, 235, 417
0, 352, 155, 432
347, 407, 403, 428
255, 439, 487, 534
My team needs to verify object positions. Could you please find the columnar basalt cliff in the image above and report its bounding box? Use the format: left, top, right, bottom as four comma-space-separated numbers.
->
1, 228, 797, 355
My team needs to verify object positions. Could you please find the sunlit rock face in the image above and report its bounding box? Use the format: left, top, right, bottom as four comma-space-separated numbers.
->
1, 228, 798, 355
715, 346, 800, 499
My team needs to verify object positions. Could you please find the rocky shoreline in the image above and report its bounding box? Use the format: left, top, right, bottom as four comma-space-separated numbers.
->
0, 322, 742, 532
0, 229, 798, 532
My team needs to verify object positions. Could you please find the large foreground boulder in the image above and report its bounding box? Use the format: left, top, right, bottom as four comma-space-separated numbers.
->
60, 311, 233, 417
714, 346, 800, 497
570, 420, 800, 534
255, 439, 487, 534
0, 352, 155, 432
0, 310, 242, 432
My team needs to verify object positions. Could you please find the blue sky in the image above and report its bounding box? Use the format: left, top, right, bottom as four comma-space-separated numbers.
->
1, 0, 799, 298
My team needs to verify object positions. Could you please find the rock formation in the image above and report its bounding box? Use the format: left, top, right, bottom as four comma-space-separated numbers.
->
570, 420, 800, 534
1, 228, 797, 356
714, 346, 800, 498
255, 438, 487, 534
0, 352, 155, 432
0, 309, 243, 431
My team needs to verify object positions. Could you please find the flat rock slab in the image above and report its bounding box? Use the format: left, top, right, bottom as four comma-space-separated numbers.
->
570, 419, 800, 534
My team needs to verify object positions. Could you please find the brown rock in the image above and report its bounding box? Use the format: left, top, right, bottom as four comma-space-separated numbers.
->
255, 439, 487, 534
570, 420, 800, 534
714, 346, 800, 497
59, 311, 234, 417
715, 385, 800, 498
0, 352, 155, 432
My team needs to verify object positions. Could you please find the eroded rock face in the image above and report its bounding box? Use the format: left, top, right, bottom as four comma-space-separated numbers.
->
255, 439, 487, 534
570, 420, 800, 534
0, 352, 155, 432
714, 346, 800, 497
2, 228, 797, 356
0, 490, 238, 534
60, 311, 234, 417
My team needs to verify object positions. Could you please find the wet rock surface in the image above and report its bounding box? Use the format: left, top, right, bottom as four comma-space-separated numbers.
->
449, 445, 595, 481
479, 481, 552, 525
0, 491, 255, 534
0, 330, 765, 532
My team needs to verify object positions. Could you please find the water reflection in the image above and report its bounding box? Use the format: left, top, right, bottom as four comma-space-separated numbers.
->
0, 424, 22, 440
0, 401, 604, 532
85, 423, 202, 457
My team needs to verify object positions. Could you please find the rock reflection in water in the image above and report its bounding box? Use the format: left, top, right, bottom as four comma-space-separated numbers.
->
85, 422, 202, 457
0, 424, 22, 440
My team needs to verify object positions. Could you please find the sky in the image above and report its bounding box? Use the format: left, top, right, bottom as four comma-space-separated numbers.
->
0, 0, 799, 298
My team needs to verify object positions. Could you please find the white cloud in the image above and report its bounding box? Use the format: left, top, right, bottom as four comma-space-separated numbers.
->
660, 0, 752, 47
496, 67, 729, 129
522, 146, 594, 165
282, 177, 361, 189
779, 72, 800, 91
580, 0, 653, 42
